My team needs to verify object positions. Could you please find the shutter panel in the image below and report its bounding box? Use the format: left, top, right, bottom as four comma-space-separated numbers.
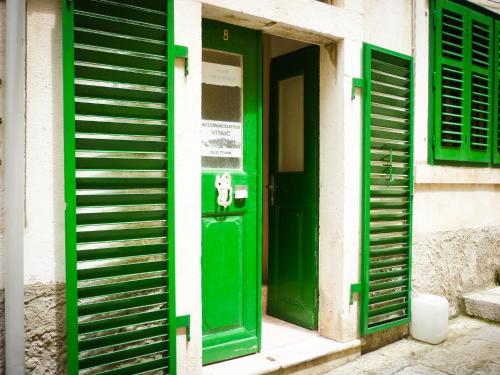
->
494, 20, 500, 165
468, 11, 493, 162
361, 44, 413, 335
434, 1, 468, 162
433, 0, 494, 164
63, 1, 176, 374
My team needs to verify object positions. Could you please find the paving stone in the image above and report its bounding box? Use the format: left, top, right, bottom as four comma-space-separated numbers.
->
463, 339, 500, 364
475, 326, 500, 344
340, 352, 386, 372
370, 358, 414, 375
393, 365, 448, 375
444, 317, 488, 345
380, 339, 433, 358
472, 361, 500, 375
327, 363, 371, 375
416, 345, 494, 375
325, 318, 500, 375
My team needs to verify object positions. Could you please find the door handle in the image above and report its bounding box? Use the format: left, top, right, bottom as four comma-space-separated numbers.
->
267, 175, 275, 206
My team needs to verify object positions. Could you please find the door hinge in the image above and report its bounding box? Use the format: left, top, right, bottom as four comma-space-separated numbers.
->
176, 314, 191, 341
432, 71, 437, 91
351, 77, 365, 100
432, 134, 436, 149
174, 45, 189, 76
350, 282, 362, 305
433, 9, 437, 30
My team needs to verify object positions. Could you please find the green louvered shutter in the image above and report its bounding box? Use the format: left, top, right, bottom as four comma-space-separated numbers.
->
433, 1, 468, 162
360, 44, 414, 335
494, 20, 500, 165
469, 10, 493, 162
433, 0, 493, 164
63, 1, 176, 374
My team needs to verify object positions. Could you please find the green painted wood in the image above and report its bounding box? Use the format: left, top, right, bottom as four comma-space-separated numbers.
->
63, 0, 175, 373
494, 20, 500, 165
361, 43, 414, 336
78, 309, 169, 334
267, 46, 319, 331
201, 20, 262, 365
432, 0, 494, 165
62, 1, 78, 372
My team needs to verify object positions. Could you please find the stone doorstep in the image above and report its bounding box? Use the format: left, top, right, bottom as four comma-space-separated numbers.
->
202, 338, 362, 375
463, 287, 500, 323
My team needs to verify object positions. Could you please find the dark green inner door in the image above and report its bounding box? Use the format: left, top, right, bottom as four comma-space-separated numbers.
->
201, 20, 262, 364
268, 46, 319, 330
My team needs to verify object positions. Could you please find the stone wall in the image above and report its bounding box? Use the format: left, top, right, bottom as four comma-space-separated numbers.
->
0, 289, 4, 373
0, 283, 66, 374
25, 283, 66, 374
413, 226, 500, 317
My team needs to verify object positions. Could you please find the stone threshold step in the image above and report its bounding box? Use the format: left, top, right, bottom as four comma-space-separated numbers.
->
202, 336, 361, 375
463, 286, 500, 323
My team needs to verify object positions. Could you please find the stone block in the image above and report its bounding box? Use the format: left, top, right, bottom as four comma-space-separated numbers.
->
463, 287, 500, 323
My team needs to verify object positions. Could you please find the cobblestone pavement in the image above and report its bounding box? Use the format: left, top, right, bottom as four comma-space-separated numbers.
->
325, 317, 500, 375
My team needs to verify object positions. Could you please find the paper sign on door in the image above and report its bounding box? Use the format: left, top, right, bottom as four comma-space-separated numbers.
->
202, 62, 242, 87
201, 120, 242, 158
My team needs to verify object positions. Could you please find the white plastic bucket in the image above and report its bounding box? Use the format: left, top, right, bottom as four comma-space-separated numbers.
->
410, 293, 449, 344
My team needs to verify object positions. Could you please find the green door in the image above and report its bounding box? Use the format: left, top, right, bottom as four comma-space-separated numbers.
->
268, 46, 319, 330
201, 21, 262, 364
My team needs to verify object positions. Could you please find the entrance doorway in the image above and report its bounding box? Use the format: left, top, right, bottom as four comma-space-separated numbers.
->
201, 21, 319, 365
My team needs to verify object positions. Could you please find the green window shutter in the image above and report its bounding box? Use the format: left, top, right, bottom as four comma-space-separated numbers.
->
469, 10, 493, 162
494, 20, 500, 165
434, 1, 468, 162
433, 0, 494, 164
62, 1, 176, 374
360, 44, 414, 335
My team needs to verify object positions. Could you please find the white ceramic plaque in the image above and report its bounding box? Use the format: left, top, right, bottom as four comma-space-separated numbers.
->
202, 62, 242, 87
201, 120, 242, 158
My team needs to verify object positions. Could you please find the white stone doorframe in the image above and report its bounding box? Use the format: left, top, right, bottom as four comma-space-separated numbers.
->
318, 39, 363, 343
174, 1, 365, 373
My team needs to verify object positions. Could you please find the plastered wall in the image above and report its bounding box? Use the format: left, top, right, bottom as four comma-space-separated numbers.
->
25, 0, 65, 286
173, 0, 203, 373
363, 0, 413, 55
0, 0, 5, 290
0, 0, 68, 288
